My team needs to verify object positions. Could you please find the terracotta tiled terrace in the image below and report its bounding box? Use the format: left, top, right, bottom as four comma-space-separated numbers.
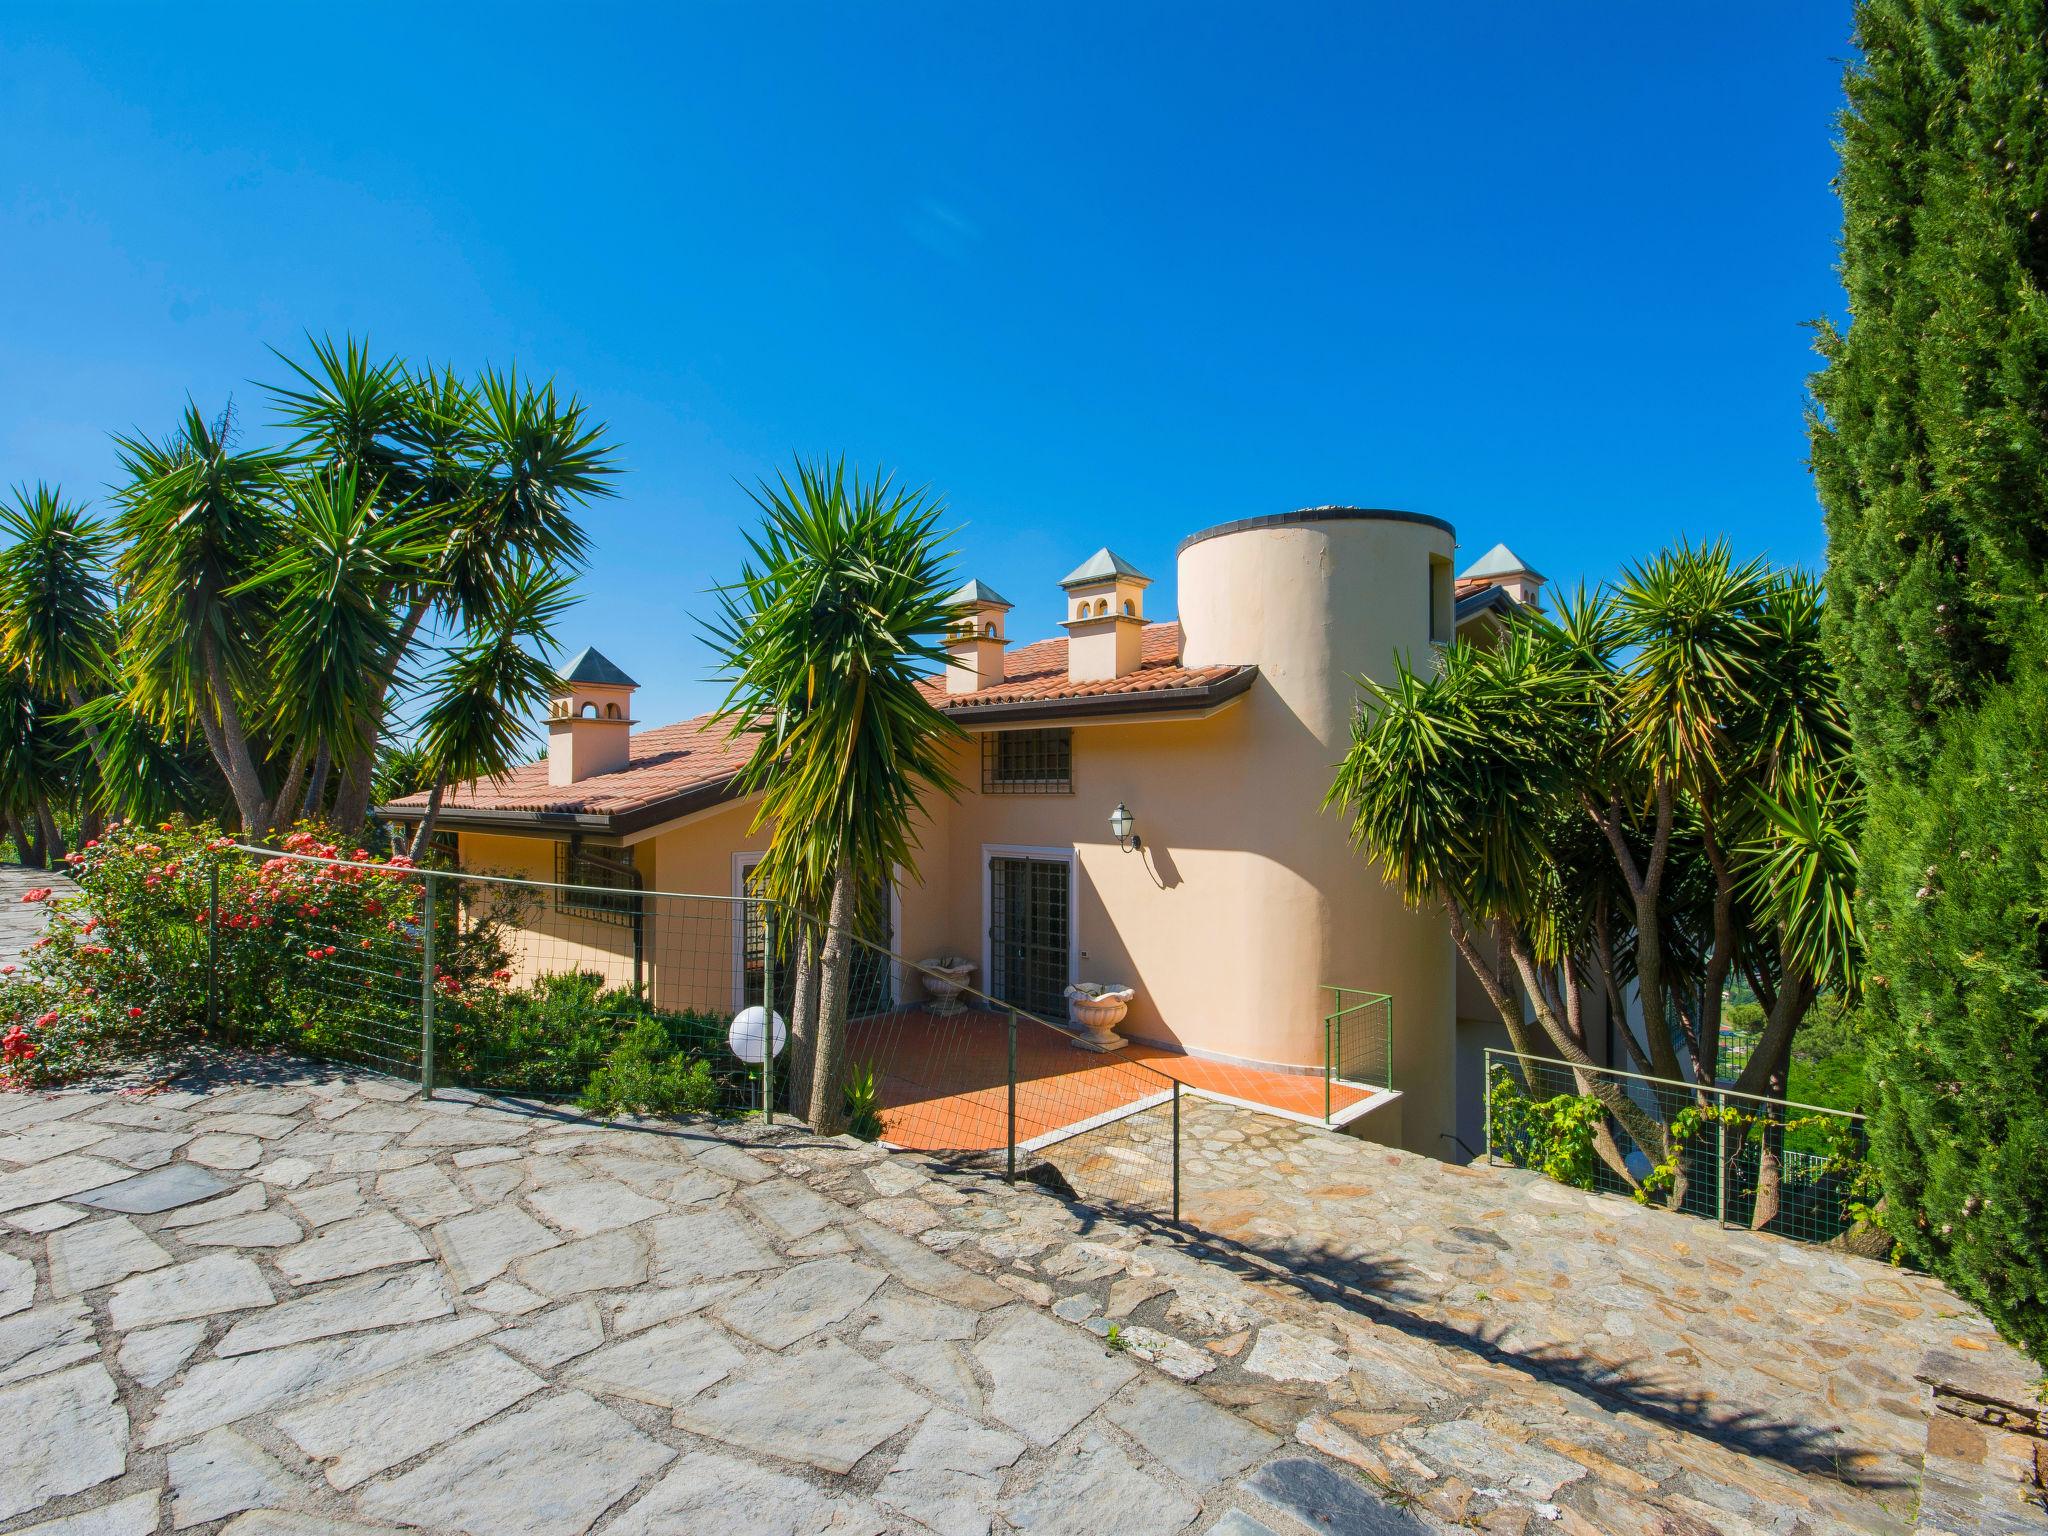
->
845, 1006, 1385, 1154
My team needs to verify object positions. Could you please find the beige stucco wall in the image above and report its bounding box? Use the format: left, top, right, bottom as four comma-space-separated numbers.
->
458, 806, 777, 1020
453, 512, 1463, 1157
1173, 516, 1460, 1154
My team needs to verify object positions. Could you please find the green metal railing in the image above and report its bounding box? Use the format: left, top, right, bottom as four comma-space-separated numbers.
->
1483, 1048, 1872, 1246
1320, 985, 1392, 1125
207, 843, 1185, 1222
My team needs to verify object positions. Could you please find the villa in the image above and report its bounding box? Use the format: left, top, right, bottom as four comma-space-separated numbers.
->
381, 507, 1585, 1158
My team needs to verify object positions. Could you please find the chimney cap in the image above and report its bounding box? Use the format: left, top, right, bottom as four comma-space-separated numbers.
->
949, 578, 1014, 610
558, 646, 639, 689
1059, 548, 1151, 589
1457, 542, 1544, 584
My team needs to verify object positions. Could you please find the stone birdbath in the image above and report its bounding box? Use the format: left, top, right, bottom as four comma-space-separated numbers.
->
1065, 982, 1136, 1052
919, 956, 976, 1015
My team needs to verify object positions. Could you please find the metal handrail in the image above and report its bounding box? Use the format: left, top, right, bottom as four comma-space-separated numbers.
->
1485, 1048, 1866, 1123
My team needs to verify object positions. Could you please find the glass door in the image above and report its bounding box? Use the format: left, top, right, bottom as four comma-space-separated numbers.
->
988, 855, 1071, 1018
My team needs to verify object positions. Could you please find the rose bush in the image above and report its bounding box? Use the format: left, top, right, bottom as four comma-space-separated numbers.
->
0, 819, 515, 1088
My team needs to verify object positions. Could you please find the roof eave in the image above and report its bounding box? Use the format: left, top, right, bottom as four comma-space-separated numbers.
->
932, 665, 1257, 725
374, 772, 746, 839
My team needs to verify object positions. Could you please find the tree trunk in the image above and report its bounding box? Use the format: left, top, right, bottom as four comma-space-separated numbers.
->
787, 915, 820, 1112
1448, 906, 1644, 1188
302, 742, 333, 821
1748, 1033, 1794, 1231
197, 634, 271, 833
406, 779, 449, 863
270, 743, 313, 837
7, 812, 40, 868
35, 799, 65, 866
63, 685, 108, 775
332, 596, 433, 832
806, 858, 856, 1134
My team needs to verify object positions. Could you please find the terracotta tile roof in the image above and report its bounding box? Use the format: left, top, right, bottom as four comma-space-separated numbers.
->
1453, 577, 1491, 598
381, 716, 754, 820
381, 621, 1253, 827
916, 622, 1243, 713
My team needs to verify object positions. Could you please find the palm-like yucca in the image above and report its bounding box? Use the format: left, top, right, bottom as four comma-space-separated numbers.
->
235, 468, 444, 820
406, 559, 575, 860
1332, 542, 1862, 1212
112, 403, 288, 830
0, 484, 116, 723
0, 662, 72, 864
268, 335, 417, 490
706, 460, 962, 1131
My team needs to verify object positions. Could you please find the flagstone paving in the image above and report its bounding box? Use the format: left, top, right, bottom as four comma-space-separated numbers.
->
0, 1063, 1404, 1535
0, 1053, 2039, 1535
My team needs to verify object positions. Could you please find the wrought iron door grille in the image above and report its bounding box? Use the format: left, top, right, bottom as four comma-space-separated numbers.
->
989, 855, 1070, 1017
981, 729, 1072, 794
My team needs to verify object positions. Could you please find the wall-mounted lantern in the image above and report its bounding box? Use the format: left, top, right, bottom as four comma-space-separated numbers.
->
1109, 803, 1141, 853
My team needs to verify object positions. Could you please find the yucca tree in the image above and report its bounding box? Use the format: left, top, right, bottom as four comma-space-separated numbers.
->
0, 486, 117, 764
233, 468, 442, 823
706, 459, 962, 1132
0, 662, 72, 865
406, 559, 574, 861
1332, 542, 1861, 1216
305, 354, 616, 831
112, 403, 288, 832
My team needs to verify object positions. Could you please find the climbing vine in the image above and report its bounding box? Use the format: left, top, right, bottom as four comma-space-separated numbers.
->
1486, 1065, 1605, 1190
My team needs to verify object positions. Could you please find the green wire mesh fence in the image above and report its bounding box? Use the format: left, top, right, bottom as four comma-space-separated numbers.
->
1482, 1048, 1872, 1245
1321, 985, 1392, 1125
209, 844, 1185, 1224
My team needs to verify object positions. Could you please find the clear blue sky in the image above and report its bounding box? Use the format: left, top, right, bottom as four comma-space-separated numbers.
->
1, 4, 1854, 729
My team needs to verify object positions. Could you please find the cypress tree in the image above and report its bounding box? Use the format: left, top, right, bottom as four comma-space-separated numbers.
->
1810, 0, 2048, 1362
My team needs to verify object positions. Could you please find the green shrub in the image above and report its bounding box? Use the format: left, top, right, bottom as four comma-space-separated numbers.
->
1486, 1066, 1602, 1189
578, 1017, 721, 1119
1, 819, 513, 1088
1859, 670, 2048, 1362
843, 1061, 884, 1142
438, 971, 641, 1096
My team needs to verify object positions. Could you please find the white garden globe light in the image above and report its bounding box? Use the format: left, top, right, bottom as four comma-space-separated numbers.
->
727, 1006, 787, 1066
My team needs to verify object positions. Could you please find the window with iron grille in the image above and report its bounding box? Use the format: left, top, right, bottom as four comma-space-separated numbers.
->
553, 841, 641, 925
981, 729, 1072, 794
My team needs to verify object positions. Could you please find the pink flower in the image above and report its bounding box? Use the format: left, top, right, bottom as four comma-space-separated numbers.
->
84, 839, 99, 849
21, 888, 51, 903
0, 964, 13, 975
2, 1025, 35, 1064
33, 1010, 58, 1029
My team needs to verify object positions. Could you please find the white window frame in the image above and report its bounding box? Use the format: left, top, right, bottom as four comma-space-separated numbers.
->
979, 843, 1081, 1015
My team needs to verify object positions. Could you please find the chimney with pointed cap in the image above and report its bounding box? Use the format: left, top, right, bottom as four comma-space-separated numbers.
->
1456, 543, 1546, 605
547, 646, 638, 784
1061, 548, 1150, 682
944, 580, 1011, 693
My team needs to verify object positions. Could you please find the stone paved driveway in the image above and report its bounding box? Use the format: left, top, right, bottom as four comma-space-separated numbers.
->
0, 866, 73, 968
0, 1062, 1419, 1536
1026, 1098, 2046, 1535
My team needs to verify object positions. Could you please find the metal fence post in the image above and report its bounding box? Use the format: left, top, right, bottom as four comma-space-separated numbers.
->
1483, 1049, 1495, 1166
419, 871, 437, 1100
761, 904, 775, 1128
1323, 1010, 1332, 1126
205, 859, 221, 1039
1384, 996, 1393, 1091
1006, 1010, 1018, 1183
1171, 1080, 1181, 1222
1714, 1088, 1728, 1228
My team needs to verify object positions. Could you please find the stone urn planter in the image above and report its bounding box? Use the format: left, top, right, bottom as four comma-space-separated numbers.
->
919, 956, 976, 1015
1065, 982, 1136, 1052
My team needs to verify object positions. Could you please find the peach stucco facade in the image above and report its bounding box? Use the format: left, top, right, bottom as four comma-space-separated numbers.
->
403, 509, 1542, 1159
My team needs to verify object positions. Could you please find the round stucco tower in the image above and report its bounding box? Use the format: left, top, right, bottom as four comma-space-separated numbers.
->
1177, 508, 1459, 1153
